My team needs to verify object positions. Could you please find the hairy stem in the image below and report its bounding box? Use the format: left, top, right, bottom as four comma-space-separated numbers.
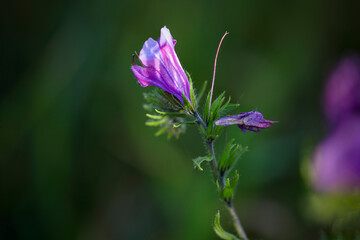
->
226, 201, 248, 240
207, 140, 220, 186
194, 111, 248, 240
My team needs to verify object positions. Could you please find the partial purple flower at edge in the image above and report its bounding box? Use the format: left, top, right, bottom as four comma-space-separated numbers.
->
131, 26, 192, 105
215, 111, 275, 133
312, 115, 360, 192
324, 55, 360, 125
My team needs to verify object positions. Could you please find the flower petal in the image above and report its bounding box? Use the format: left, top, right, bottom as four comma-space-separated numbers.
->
131, 26, 192, 105
131, 65, 166, 89
159, 27, 191, 101
215, 111, 275, 133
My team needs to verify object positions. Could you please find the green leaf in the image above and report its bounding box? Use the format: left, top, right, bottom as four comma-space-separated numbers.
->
155, 109, 187, 117
199, 124, 207, 136
210, 92, 226, 118
214, 211, 241, 240
145, 119, 166, 126
155, 126, 168, 136
207, 112, 214, 135
216, 97, 231, 118
193, 155, 213, 171
204, 91, 211, 122
219, 103, 240, 118
173, 119, 197, 128
214, 125, 224, 136
146, 114, 163, 120
228, 145, 248, 169
219, 140, 248, 173
230, 170, 240, 190
219, 139, 236, 171
222, 178, 234, 200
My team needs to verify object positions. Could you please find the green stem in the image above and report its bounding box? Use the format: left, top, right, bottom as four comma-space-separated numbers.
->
226, 201, 248, 240
194, 111, 248, 240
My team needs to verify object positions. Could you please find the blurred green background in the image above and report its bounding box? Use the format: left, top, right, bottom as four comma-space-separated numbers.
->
2, 0, 360, 239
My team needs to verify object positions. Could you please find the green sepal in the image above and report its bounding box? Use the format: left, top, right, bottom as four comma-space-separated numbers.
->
182, 92, 195, 115
214, 211, 241, 240
173, 119, 197, 128
152, 89, 183, 112
144, 89, 180, 112
186, 71, 197, 111
193, 155, 213, 171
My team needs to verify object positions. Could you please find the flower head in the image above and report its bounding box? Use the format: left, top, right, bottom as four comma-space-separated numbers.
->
312, 115, 360, 192
215, 111, 275, 133
131, 26, 192, 105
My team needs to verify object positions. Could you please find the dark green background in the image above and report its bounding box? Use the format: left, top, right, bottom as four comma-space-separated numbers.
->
2, 0, 360, 239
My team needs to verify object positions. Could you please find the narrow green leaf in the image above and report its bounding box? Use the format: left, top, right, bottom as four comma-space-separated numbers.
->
199, 124, 207, 136
204, 91, 211, 122
214, 125, 224, 136
173, 119, 197, 128
211, 92, 226, 119
229, 145, 248, 168
216, 180, 221, 194
145, 119, 166, 127
207, 112, 214, 135
167, 128, 174, 139
214, 211, 240, 240
222, 178, 234, 200
193, 155, 213, 171
216, 97, 231, 118
210, 92, 225, 112
230, 170, 240, 190
146, 114, 163, 120
219, 139, 236, 171
155, 126, 168, 136
155, 109, 187, 117
220, 103, 240, 117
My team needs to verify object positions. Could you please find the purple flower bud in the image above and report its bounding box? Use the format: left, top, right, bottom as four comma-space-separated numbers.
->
312, 115, 360, 192
131, 26, 192, 105
324, 55, 360, 125
215, 111, 275, 133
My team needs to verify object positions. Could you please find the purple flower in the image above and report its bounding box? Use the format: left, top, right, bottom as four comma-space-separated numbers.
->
324, 55, 360, 125
215, 111, 275, 133
131, 26, 192, 105
312, 115, 360, 192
